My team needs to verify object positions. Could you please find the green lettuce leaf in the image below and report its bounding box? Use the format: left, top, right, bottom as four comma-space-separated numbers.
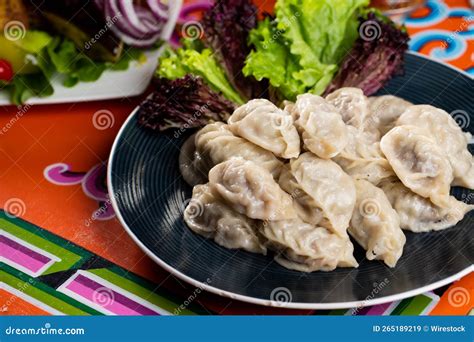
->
3, 32, 145, 105
157, 42, 245, 105
244, 0, 369, 100
8, 74, 54, 105
13, 30, 53, 54
243, 18, 305, 100
276, 0, 369, 65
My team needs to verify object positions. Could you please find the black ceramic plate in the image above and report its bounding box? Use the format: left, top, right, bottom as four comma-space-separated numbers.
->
108, 52, 473, 309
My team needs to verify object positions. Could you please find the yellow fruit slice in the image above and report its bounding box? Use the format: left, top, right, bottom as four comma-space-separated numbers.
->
0, 36, 38, 74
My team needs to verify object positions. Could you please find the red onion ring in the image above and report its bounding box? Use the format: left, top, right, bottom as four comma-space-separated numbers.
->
117, 0, 161, 34
100, 0, 170, 47
178, 0, 213, 23
146, 0, 169, 20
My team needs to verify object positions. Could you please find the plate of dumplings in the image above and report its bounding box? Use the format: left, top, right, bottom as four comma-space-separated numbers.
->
108, 52, 473, 309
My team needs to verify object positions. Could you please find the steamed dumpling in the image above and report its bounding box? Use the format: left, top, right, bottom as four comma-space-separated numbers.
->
290, 94, 349, 159
333, 126, 395, 185
208, 158, 297, 220
349, 179, 406, 267
279, 152, 356, 236
380, 179, 474, 232
184, 184, 266, 254
261, 218, 358, 272
228, 99, 300, 159
193, 122, 283, 180
179, 133, 209, 186
380, 125, 453, 208
367, 95, 413, 136
325, 87, 370, 132
396, 105, 474, 189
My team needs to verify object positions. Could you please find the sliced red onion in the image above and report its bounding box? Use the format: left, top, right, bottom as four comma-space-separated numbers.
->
117, 0, 160, 35
136, 7, 163, 33
178, 0, 213, 23
109, 24, 162, 48
146, 0, 169, 20
104, 0, 147, 39
101, 0, 178, 48
105, 0, 160, 42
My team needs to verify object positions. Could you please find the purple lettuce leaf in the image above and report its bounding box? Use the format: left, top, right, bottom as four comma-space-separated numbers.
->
324, 12, 409, 96
201, 0, 268, 100
137, 75, 236, 132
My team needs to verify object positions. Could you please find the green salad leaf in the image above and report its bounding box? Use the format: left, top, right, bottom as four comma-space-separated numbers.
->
243, 18, 306, 100
8, 74, 54, 105
2, 31, 145, 105
244, 0, 369, 100
13, 31, 53, 54
157, 40, 245, 105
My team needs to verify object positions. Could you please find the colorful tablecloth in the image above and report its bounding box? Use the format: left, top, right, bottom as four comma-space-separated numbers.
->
1, 0, 473, 316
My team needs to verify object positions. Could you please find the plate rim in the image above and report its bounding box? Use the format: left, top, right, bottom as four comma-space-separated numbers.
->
107, 51, 474, 310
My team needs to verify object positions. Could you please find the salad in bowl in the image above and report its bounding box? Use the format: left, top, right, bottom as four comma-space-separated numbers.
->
0, 0, 181, 105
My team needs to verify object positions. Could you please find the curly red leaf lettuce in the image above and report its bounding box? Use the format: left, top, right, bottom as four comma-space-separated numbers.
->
324, 12, 409, 96
201, 0, 268, 100
138, 75, 236, 132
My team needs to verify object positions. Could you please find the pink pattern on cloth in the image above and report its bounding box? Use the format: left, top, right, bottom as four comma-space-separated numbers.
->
44, 163, 115, 221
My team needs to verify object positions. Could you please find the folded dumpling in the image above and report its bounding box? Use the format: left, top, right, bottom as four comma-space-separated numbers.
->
278, 152, 356, 237
192, 122, 283, 181
349, 179, 406, 267
396, 105, 474, 189
208, 158, 297, 220
179, 133, 209, 186
367, 95, 413, 136
380, 125, 453, 208
380, 179, 474, 232
261, 218, 358, 272
184, 184, 266, 254
325, 87, 370, 132
333, 126, 395, 185
289, 94, 349, 159
228, 99, 300, 159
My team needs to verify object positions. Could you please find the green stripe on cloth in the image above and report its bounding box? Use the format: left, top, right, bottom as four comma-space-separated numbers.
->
108, 266, 211, 315
1, 268, 100, 315
390, 295, 432, 315
89, 268, 200, 315
0, 216, 86, 275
